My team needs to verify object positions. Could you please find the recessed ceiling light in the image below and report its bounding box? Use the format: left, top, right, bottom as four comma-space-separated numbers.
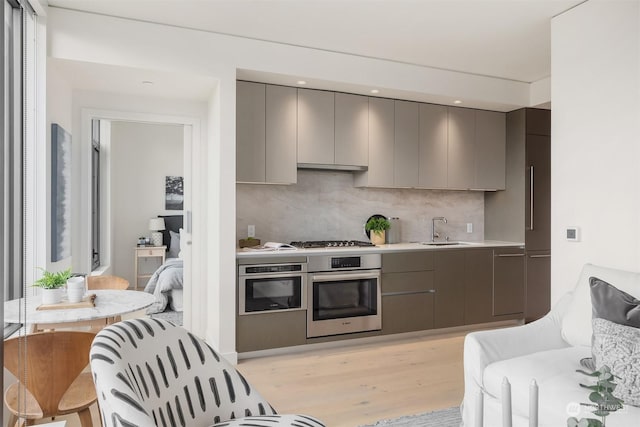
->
370, 89, 379, 94
297, 80, 307, 85
454, 100, 462, 104
142, 80, 154, 85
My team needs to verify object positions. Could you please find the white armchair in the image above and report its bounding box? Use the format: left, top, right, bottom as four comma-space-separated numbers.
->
90, 318, 325, 427
461, 264, 640, 427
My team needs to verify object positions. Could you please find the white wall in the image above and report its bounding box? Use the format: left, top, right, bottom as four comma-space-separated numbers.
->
45, 6, 545, 359
46, 62, 73, 273
110, 121, 183, 286
550, 0, 640, 303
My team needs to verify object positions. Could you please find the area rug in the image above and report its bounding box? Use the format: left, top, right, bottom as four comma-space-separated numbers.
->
359, 406, 461, 427
149, 309, 183, 326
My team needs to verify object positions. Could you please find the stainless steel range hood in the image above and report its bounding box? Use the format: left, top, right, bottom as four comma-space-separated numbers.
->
297, 163, 368, 172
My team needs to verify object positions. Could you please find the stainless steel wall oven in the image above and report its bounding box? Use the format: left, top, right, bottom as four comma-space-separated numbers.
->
238, 262, 307, 315
307, 254, 381, 338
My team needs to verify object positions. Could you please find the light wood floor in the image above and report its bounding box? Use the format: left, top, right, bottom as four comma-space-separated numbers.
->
30, 329, 468, 427
236, 331, 466, 427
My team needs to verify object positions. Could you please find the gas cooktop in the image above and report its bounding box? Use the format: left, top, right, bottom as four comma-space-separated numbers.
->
290, 240, 375, 249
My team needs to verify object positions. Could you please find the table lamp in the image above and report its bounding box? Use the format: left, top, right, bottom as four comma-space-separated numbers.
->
149, 218, 165, 247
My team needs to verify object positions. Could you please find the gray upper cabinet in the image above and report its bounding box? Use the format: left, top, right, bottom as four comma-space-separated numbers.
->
265, 85, 297, 184
475, 110, 506, 190
236, 81, 266, 183
297, 88, 335, 165
236, 81, 296, 184
354, 97, 394, 187
447, 107, 476, 190
335, 93, 368, 167
394, 100, 420, 188
419, 104, 448, 189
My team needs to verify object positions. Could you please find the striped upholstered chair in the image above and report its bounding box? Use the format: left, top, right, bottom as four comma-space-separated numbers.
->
90, 318, 324, 427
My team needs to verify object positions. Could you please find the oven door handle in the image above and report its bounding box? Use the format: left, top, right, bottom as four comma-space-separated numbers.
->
310, 272, 380, 282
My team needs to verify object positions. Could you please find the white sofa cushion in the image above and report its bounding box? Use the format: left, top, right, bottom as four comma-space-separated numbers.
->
561, 263, 640, 347
482, 346, 638, 427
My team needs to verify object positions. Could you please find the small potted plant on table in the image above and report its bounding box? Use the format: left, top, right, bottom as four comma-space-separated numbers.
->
33, 267, 72, 305
366, 217, 390, 246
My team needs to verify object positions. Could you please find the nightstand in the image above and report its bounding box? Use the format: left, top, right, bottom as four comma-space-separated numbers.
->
134, 245, 166, 290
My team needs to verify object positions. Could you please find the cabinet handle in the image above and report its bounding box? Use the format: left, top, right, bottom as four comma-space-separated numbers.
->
529, 166, 534, 231
496, 253, 525, 257
382, 290, 436, 297
529, 254, 551, 258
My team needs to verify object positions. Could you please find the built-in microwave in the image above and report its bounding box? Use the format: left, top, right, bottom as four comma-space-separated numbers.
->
238, 262, 307, 315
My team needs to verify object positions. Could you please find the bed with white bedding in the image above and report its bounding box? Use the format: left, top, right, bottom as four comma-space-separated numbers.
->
144, 257, 183, 314
144, 215, 184, 314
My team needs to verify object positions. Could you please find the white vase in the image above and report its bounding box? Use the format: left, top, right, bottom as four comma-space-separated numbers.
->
370, 230, 386, 246
66, 276, 86, 303
41, 288, 63, 305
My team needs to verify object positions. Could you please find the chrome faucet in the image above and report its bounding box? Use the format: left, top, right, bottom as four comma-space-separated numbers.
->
431, 216, 448, 242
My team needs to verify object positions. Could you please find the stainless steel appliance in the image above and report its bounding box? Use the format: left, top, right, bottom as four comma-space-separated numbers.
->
306, 253, 381, 338
238, 262, 306, 315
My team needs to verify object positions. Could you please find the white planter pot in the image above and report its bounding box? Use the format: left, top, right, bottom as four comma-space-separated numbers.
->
41, 288, 63, 305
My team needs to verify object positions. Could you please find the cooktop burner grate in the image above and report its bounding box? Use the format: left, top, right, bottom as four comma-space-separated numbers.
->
290, 240, 375, 248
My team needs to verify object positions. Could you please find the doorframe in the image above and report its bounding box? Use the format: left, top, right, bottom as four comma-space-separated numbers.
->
80, 108, 199, 324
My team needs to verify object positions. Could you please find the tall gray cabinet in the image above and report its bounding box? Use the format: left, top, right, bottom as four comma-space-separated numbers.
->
236, 81, 297, 184
485, 108, 551, 323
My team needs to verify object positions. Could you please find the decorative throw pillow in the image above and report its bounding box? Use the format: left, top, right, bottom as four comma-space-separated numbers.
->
592, 317, 640, 407
590, 277, 640, 327
168, 230, 181, 258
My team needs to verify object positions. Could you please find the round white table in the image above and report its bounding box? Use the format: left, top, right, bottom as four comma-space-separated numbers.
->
4, 290, 156, 331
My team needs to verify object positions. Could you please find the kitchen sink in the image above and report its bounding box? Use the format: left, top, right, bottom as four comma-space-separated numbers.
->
420, 241, 470, 246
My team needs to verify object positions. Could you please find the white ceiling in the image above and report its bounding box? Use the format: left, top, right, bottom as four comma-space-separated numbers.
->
48, 0, 582, 84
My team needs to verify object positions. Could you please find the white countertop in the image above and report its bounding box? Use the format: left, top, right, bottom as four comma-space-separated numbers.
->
236, 240, 524, 259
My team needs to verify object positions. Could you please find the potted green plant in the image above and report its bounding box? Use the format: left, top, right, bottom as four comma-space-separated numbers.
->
33, 267, 72, 305
567, 365, 624, 427
238, 236, 261, 248
365, 217, 390, 246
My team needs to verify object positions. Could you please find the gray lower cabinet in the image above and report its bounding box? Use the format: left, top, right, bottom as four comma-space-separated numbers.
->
434, 250, 466, 328
236, 310, 307, 352
493, 248, 526, 316
526, 250, 551, 322
381, 252, 435, 334
236, 81, 297, 184
464, 249, 494, 324
297, 88, 335, 165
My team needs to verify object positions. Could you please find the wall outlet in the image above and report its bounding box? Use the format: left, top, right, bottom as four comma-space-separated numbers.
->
247, 225, 255, 238
466, 223, 473, 233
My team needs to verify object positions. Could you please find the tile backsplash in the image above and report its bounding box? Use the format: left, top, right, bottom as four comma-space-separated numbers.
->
236, 170, 484, 244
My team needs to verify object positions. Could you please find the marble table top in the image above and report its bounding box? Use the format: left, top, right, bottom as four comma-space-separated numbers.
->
4, 290, 155, 325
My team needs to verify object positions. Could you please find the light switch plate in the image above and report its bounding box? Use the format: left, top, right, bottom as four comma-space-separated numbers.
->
248, 225, 255, 238
466, 223, 473, 233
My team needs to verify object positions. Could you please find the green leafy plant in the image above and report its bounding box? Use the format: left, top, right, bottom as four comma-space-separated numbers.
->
365, 217, 390, 232
33, 267, 72, 289
567, 365, 624, 427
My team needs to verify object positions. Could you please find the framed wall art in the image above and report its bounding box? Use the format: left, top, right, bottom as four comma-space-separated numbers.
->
51, 123, 72, 261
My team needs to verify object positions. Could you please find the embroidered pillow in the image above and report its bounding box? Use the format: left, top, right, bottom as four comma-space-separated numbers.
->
592, 318, 640, 407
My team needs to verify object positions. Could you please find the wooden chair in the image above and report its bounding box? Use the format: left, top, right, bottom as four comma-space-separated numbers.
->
4, 331, 97, 427
86, 275, 129, 290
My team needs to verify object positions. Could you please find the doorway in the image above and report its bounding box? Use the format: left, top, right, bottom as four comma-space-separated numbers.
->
82, 108, 197, 325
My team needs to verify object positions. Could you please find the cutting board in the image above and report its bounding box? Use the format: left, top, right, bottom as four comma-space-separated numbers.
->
36, 293, 97, 311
